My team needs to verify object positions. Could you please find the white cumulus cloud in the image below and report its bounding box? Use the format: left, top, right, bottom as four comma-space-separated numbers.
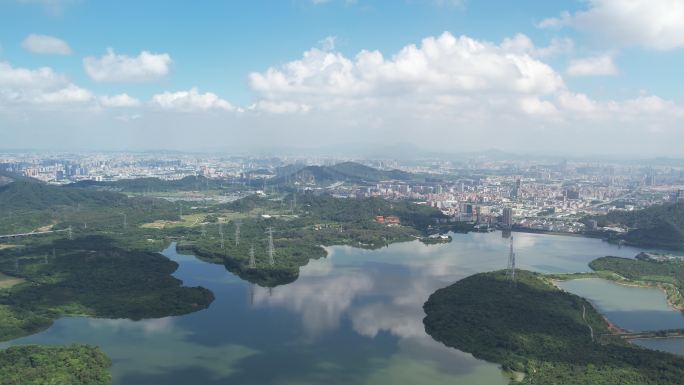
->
567, 55, 618, 77
83, 48, 172, 82
99, 93, 141, 108
0, 61, 91, 105
540, 0, 684, 50
34, 84, 92, 104
500, 34, 574, 58
152, 88, 234, 112
249, 32, 564, 114
22, 34, 72, 55
0, 62, 66, 89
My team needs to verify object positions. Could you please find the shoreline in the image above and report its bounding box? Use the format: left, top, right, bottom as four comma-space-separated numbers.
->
548, 277, 628, 334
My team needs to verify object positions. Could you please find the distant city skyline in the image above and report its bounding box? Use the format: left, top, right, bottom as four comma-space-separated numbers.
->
1, 0, 684, 155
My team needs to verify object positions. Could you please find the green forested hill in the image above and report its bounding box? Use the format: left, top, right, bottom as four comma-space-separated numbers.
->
595, 202, 684, 249
0, 236, 214, 342
0, 179, 214, 342
0, 179, 178, 234
423, 270, 684, 385
328, 161, 413, 181
0, 180, 126, 211
271, 161, 414, 185
67, 175, 227, 193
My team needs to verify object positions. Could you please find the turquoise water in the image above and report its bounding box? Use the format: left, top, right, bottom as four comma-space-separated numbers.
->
0, 232, 672, 383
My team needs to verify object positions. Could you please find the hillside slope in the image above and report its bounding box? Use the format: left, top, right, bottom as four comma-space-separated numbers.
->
595, 202, 684, 249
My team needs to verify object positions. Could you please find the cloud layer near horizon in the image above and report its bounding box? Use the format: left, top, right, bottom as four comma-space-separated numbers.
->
1, 29, 683, 155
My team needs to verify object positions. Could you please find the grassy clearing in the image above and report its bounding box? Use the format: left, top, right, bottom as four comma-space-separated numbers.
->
34, 224, 55, 232
216, 211, 251, 222
140, 213, 206, 229
0, 272, 24, 289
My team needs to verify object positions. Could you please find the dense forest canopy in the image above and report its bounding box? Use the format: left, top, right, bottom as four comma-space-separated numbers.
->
0, 344, 111, 385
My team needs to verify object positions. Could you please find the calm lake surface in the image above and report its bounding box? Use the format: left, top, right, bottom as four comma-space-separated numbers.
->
558, 278, 684, 332
1, 231, 680, 384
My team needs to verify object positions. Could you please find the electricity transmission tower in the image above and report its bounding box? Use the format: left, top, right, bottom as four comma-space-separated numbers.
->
235, 221, 242, 246
201, 223, 206, 237
506, 237, 516, 286
249, 244, 256, 268
266, 227, 275, 265
67, 226, 73, 240
219, 223, 224, 249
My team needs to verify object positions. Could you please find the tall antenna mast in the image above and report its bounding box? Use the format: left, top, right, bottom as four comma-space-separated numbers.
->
267, 227, 275, 265
507, 237, 516, 286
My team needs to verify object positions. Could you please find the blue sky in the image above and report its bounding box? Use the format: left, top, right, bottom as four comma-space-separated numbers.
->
1, 0, 684, 155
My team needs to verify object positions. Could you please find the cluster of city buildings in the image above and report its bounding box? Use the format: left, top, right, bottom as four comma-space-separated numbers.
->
2, 151, 684, 235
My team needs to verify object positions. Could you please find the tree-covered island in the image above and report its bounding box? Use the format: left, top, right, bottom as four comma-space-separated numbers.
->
423, 270, 684, 385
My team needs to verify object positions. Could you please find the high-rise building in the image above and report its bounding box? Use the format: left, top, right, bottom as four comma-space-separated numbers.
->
510, 178, 521, 199
587, 220, 598, 231
502, 207, 513, 228
564, 188, 580, 200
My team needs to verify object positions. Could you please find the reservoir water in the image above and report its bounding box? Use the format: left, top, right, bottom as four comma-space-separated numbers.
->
558, 278, 684, 332
1, 231, 681, 383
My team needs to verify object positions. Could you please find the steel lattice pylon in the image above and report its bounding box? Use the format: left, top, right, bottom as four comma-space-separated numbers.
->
507, 236, 516, 286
